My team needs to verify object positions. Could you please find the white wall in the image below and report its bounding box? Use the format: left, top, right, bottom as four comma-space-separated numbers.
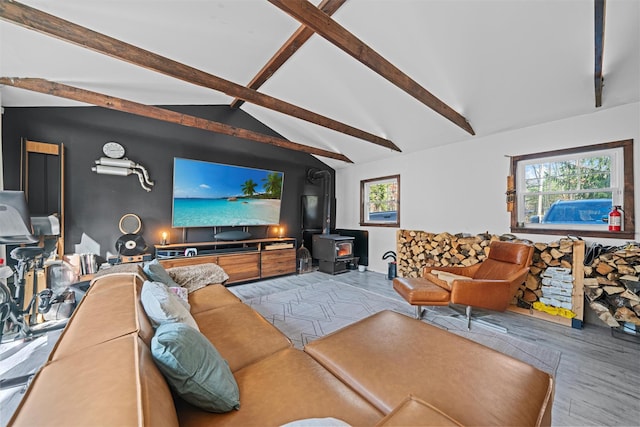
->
336, 102, 640, 274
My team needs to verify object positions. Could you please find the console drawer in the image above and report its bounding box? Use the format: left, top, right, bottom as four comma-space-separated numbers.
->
218, 252, 260, 283
261, 249, 296, 278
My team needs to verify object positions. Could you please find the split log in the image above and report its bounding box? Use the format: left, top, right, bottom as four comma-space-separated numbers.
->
540, 251, 553, 265
621, 289, 640, 303
525, 275, 540, 291
534, 242, 548, 251
559, 240, 573, 253
596, 262, 615, 275
522, 289, 538, 303
590, 301, 621, 327
616, 264, 636, 276
585, 286, 603, 302
550, 248, 564, 259
602, 286, 625, 295
614, 307, 640, 326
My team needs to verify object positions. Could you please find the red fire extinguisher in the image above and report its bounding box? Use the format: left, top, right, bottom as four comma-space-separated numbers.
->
609, 205, 623, 231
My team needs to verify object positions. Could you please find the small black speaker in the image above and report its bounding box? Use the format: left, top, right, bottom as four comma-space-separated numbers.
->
214, 230, 252, 241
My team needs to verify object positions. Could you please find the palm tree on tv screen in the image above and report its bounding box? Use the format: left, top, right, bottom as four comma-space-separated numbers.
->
262, 173, 283, 199
241, 179, 258, 197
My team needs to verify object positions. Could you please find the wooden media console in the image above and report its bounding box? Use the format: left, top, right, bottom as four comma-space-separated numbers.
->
155, 237, 296, 285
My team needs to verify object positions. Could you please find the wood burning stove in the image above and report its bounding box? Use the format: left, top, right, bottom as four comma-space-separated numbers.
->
312, 234, 355, 274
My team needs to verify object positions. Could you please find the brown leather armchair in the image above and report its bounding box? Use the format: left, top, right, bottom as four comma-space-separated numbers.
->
393, 240, 534, 330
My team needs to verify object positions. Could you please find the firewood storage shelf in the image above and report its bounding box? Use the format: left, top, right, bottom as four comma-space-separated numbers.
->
396, 230, 585, 328
508, 240, 585, 328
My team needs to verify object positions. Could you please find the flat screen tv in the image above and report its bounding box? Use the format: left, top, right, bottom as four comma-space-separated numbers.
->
172, 158, 284, 228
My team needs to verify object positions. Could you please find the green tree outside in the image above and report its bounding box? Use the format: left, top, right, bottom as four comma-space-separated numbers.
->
369, 182, 396, 212
523, 155, 612, 221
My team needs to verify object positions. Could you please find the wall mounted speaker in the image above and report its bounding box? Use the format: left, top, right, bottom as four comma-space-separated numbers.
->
119, 213, 142, 234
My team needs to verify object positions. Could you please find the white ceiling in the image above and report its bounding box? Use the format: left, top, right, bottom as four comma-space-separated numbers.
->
1, 0, 638, 169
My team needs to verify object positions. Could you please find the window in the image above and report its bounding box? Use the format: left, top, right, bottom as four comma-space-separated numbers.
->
360, 175, 400, 227
510, 139, 634, 239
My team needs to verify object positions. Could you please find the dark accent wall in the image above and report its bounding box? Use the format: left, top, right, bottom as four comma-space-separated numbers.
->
2, 105, 335, 257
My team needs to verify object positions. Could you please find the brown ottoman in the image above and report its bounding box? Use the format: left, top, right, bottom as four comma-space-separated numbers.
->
393, 277, 450, 319
304, 310, 554, 426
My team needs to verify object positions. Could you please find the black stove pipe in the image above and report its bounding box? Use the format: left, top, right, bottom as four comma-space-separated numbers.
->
307, 169, 331, 235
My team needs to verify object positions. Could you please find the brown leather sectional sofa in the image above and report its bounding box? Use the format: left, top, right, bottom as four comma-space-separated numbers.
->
9, 268, 554, 426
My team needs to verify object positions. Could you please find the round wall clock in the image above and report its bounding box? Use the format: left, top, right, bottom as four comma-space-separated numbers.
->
102, 141, 126, 159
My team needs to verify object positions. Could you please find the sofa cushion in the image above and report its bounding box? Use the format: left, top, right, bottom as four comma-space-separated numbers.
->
152, 322, 240, 413
141, 280, 199, 330
175, 348, 383, 427
188, 284, 242, 315
473, 258, 521, 280
423, 272, 449, 290
392, 278, 450, 305
193, 303, 292, 372
425, 270, 471, 290
144, 258, 181, 287
375, 395, 463, 426
11, 334, 179, 427
167, 263, 229, 293
49, 273, 154, 361
93, 263, 146, 280
304, 310, 554, 427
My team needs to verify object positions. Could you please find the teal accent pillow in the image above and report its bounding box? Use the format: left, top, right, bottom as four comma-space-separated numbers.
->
151, 322, 240, 413
144, 259, 180, 287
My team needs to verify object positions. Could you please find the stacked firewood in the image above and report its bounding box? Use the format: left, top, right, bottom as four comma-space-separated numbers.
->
396, 230, 577, 309
396, 230, 498, 278
397, 229, 640, 329
583, 245, 640, 328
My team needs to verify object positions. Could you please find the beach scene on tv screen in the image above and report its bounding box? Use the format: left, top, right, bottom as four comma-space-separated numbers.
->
172, 158, 284, 227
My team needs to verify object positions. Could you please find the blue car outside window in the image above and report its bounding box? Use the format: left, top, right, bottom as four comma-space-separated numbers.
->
542, 199, 611, 224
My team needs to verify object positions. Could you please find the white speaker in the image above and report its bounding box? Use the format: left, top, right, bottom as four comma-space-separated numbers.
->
118, 213, 142, 234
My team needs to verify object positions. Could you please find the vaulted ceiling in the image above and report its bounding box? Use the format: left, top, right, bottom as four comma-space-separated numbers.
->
1, 0, 638, 169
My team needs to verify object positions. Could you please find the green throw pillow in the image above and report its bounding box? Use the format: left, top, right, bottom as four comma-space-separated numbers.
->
151, 322, 240, 413
143, 259, 181, 287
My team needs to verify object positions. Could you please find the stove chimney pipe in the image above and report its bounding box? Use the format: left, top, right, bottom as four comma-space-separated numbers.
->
307, 169, 332, 235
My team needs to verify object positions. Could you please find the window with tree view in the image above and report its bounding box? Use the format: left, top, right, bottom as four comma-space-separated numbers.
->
360, 175, 400, 227
511, 139, 634, 238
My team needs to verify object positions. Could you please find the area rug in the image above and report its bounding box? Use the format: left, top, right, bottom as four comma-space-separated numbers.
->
244, 279, 561, 376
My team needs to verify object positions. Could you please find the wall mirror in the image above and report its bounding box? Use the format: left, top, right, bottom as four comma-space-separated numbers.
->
21, 139, 65, 254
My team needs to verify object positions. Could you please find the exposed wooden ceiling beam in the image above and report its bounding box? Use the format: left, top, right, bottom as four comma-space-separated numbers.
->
268, 0, 475, 136
0, 0, 399, 152
230, 0, 347, 109
594, 0, 606, 108
0, 77, 352, 163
